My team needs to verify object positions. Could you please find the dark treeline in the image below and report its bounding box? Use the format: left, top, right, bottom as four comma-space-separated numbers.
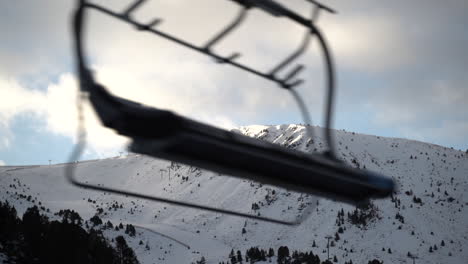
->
220, 246, 383, 264
0, 201, 139, 264
221, 246, 321, 264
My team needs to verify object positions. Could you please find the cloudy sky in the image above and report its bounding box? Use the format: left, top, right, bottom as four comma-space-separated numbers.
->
1, 0, 467, 165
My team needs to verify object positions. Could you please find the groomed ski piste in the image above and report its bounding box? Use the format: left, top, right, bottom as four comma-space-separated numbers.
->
1, 125, 467, 263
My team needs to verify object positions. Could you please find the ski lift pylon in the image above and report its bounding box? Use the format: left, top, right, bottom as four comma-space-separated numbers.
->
68, 0, 395, 225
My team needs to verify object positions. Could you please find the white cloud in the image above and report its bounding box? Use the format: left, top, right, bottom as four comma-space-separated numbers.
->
0, 160, 5, 166
0, 77, 47, 150
43, 74, 129, 153
0, 77, 46, 120
322, 15, 412, 71
0, 74, 127, 155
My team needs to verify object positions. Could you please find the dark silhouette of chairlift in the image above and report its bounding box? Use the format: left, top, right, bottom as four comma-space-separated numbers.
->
67, 0, 395, 225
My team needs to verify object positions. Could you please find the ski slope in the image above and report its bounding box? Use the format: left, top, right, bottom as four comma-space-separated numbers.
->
1, 124, 467, 263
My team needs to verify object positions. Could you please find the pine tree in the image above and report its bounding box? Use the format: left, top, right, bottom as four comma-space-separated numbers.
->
22, 206, 48, 257
115, 235, 139, 264
260, 249, 266, 261
335, 232, 340, 241
278, 246, 290, 263
338, 227, 344, 234
237, 250, 243, 263
125, 224, 136, 237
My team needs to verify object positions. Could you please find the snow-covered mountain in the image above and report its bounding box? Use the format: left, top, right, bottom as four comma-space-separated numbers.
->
1, 124, 467, 264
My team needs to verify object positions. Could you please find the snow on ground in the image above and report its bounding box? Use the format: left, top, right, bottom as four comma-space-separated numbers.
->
1, 124, 467, 263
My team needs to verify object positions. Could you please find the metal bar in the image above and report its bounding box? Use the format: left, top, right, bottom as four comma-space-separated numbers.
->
85, 3, 291, 88
123, 0, 147, 17
67, 171, 298, 225
257, 1, 312, 28
203, 7, 248, 51
136, 18, 163, 31
147, 18, 162, 27
268, 31, 310, 76
314, 25, 337, 158
268, 3, 319, 79
250, 0, 288, 16
283, 64, 304, 83
229, 0, 313, 29
285, 79, 304, 89
305, 0, 336, 14
216, 52, 241, 63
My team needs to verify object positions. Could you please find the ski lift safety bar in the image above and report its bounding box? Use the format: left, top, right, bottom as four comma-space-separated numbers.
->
75, 0, 338, 156
77, 0, 334, 89
70, 0, 395, 225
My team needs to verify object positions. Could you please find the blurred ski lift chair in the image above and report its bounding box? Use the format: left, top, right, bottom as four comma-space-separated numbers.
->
67, 0, 395, 225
